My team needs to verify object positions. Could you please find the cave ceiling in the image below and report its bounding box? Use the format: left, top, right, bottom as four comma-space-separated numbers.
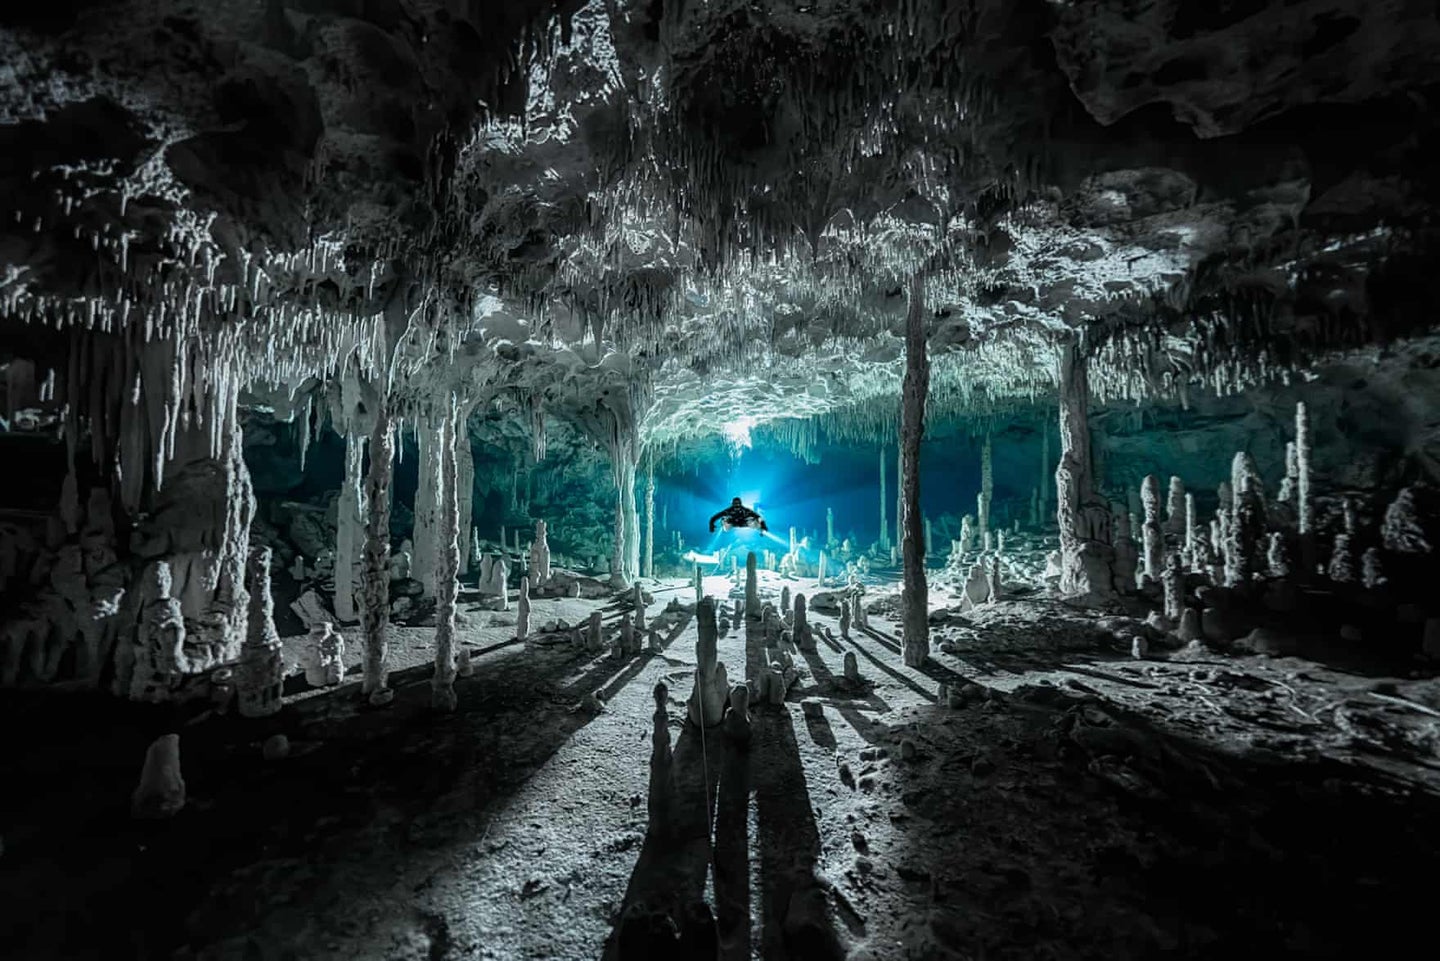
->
2, 0, 1438, 447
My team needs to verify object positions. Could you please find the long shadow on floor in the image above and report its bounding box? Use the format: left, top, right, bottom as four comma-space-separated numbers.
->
602, 716, 724, 961
744, 618, 847, 960
871, 681, 1440, 959
0, 637, 638, 959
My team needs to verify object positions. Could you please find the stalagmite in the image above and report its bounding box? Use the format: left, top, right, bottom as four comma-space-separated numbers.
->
632, 583, 647, 634
978, 433, 993, 544
840, 601, 851, 639
1054, 341, 1116, 596
529, 520, 551, 586
745, 551, 759, 618
900, 272, 930, 667
687, 599, 729, 727
817, 550, 827, 584
1112, 508, 1138, 592
843, 651, 860, 684
238, 546, 283, 718
132, 734, 185, 819
1183, 493, 1198, 568
1329, 530, 1358, 583
1296, 402, 1313, 536
620, 612, 636, 655
1162, 552, 1183, 622
959, 515, 974, 554
1267, 532, 1292, 578
1164, 477, 1185, 535
588, 611, 604, 652
303, 622, 345, 687
794, 593, 814, 652
517, 580, 531, 639
826, 507, 834, 546
1227, 452, 1266, 586
693, 563, 703, 604
432, 397, 460, 713
1362, 548, 1387, 590
780, 585, 791, 613
1140, 475, 1164, 585
334, 434, 364, 623
723, 684, 751, 743
1279, 440, 1299, 504
362, 403, 394, 705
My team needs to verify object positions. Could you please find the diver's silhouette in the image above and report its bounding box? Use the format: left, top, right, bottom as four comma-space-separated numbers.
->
709, 497, 768, 533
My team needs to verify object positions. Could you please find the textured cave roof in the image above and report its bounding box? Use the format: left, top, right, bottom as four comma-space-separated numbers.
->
3, 0, 1440, 446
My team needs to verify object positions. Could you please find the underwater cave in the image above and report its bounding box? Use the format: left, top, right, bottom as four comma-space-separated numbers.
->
3, 2, 1440, 959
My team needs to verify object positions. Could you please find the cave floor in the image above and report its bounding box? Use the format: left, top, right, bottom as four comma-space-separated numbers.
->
3, 572, 1440, 960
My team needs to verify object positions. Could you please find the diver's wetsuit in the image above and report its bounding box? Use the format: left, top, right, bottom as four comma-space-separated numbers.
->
709, 499, 768, 532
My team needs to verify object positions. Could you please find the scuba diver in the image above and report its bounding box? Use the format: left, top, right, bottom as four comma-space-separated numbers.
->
709, 497, 768, 533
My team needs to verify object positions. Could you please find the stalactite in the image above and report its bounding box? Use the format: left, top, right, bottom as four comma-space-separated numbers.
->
362, 401, 394, 705
900, 272, 929, 667
432, 394, 460, 712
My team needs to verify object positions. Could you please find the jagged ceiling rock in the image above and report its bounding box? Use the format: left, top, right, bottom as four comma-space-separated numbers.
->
2, 0, 1439, 453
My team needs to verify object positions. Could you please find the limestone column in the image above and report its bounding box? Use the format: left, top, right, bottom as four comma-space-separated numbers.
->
362, 402, 394, 704
334, 433, 365, 623
1055, 340, 1115, 596
878, 446, 888, 550
456, 408, 475, 576
896, 439, 903, 560
412, 415, 441, 596
643, 453, 655, 578
900, 272, 930, 667
978, 433, 993, 544
432, 396, 460, 712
